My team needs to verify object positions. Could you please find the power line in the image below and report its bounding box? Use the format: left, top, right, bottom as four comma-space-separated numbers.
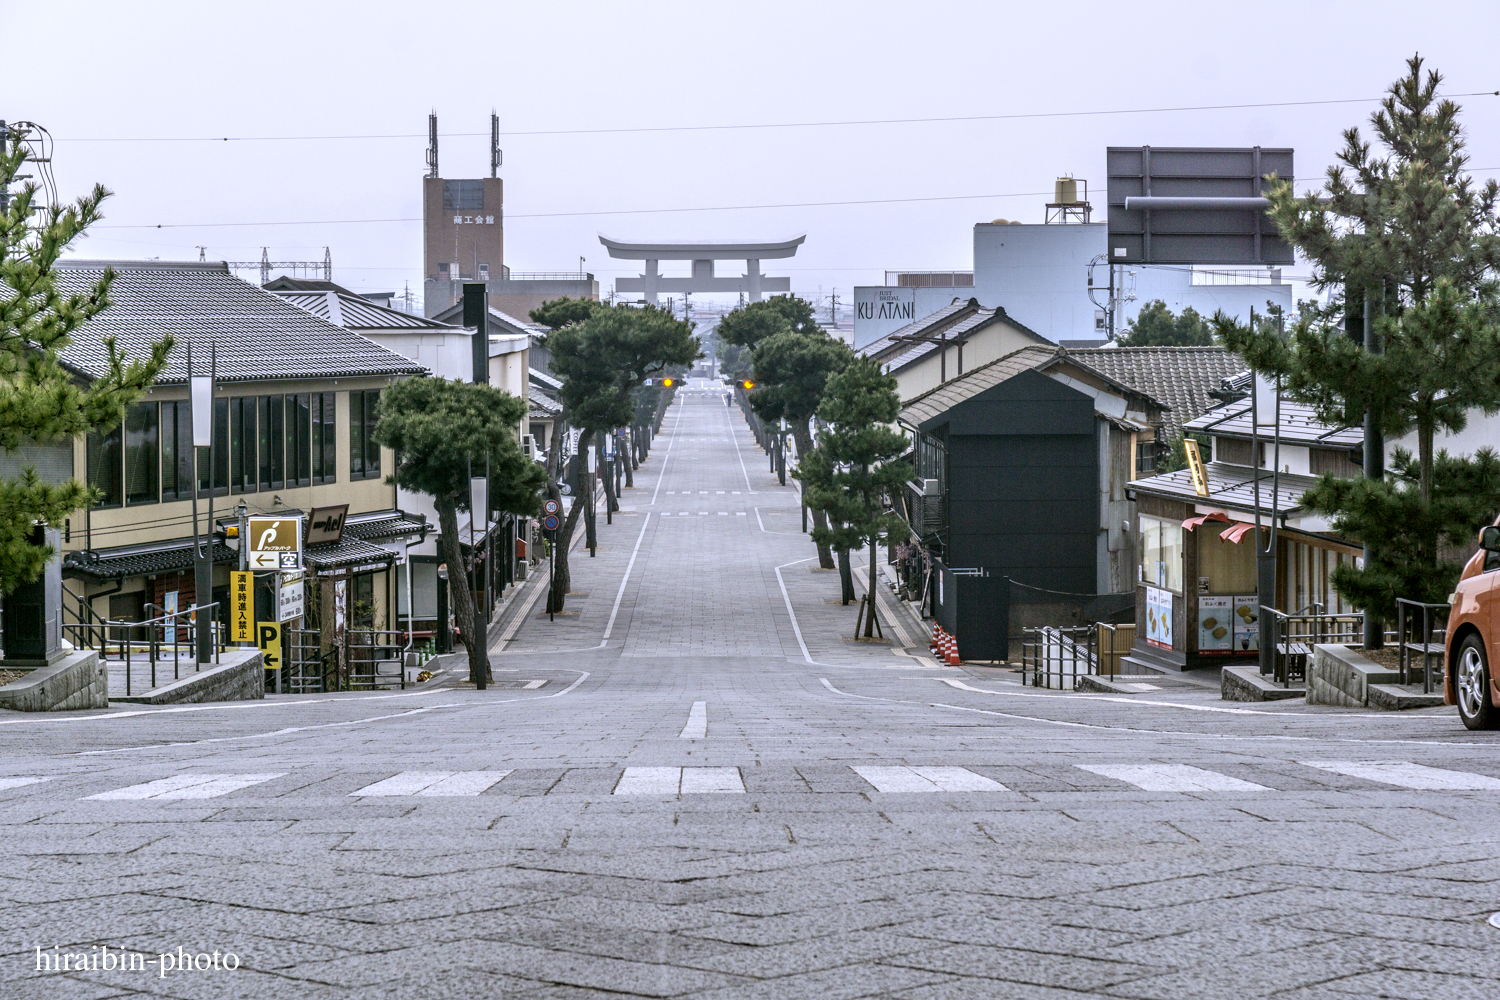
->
53, 92, 1500, 143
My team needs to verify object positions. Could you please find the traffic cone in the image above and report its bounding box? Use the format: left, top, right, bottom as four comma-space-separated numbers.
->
946, 634, 961, 665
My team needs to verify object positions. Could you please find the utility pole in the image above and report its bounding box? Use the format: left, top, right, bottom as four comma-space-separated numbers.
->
830, 290, 838, 326
1359, 285, 1385, 648
0, 121, 8, 216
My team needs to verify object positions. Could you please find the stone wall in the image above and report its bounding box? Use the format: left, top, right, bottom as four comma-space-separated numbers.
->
0, 651, 108, 712
112, 649, 264, 705
1307, 644, 1393, 708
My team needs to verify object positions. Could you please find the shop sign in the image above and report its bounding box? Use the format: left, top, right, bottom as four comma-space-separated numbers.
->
1145, 585, 1173, 649
248, 516, 302, 571
257, 621, 282, 671
279, 573, 305, 622
1198, 595, 1233, 654
305, 504, 348, 546
230, 571, 252, 642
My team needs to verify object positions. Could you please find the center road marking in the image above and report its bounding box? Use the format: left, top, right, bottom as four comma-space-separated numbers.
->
0, 777, 49, 791
87, 773, 286, 800
350, 771, 513, 796
1077, 763, 1270, 792
680, 701, 707, 739
853, 765, 1009, 793
602, 512, 652, 643
1300, 760, 1500, 790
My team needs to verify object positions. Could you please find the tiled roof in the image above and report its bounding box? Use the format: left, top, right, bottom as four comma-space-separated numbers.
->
275, 290, 459, 332
1066, 346, 1245, 442
529, 392, 562, 418
898, 345, 1063, 428
305, 536, 396, 572
1184, 398, 1363, 448
883, 307, 1048, 372
856, 298, 977, 361
63, 539, 237, 581
54, 261, 429, 385
1128, 462, 1320, 516
344, 510, 430, 542
530, 367, 563, 392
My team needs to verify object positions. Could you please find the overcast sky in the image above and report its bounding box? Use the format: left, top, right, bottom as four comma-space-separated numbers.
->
14, 1, 1500, 313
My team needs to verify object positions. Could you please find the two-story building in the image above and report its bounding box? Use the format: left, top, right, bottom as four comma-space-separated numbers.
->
56, 261, 429, 644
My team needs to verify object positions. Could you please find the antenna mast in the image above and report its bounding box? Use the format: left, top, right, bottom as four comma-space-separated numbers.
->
490, 112, 502, 177
426, 113, 439, 178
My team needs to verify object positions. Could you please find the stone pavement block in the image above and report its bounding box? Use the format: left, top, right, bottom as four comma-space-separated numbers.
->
445, 939, 754, 997
688, 961, 957, 1000
884, 942, 1148, 991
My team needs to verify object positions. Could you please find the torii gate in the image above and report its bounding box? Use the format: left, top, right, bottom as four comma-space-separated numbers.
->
599, 235, 806, 305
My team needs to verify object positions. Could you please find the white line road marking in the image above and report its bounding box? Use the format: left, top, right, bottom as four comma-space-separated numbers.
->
1123, 682, 1161, 691
736, 512, 746, 516
350, 771, 512, 796
852, 765, 1008, 793
681, 767, 744, 793
0, 777, 49, 791
419, 771, 513, 796
1078, 763, 1270, 792
522, 679, 547, 689
1300, 760, 1500, 790
87, 773, 285, 800
602, 512, 652, 642
680, 701, 707, 739
777, 558, 819, 664
615, 767, 681, 795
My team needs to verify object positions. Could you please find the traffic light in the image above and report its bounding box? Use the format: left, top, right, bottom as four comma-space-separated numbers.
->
742, 380, 755, 390
661, 377, 674, 387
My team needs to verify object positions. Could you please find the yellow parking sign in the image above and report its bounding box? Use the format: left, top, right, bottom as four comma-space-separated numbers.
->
257, 621, 281, 672
231, 571, 252, 643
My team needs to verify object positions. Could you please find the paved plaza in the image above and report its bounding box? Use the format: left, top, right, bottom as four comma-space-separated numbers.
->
5, 384, 1500, 999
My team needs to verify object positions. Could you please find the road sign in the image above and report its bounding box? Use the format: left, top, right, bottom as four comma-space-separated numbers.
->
248, 516, 302, 571
279, 573, 305, 622
542, 514, 560, 532
543, 498, 560, 515
230, 571, 252, 643
256, 621, 282, 671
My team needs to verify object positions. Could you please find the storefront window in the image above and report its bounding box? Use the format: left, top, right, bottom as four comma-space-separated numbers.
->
1138, 516, 1183, 593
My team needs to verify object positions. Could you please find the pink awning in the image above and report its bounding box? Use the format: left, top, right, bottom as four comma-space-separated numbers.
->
1182, 512, 1230, 531
1220, 521, 1257, 544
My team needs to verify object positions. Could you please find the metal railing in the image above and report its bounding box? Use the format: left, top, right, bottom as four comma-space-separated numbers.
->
1396, 598, 1449, 694
1261, 603, 1363, 688
1020, 622, 1137, 689
285, 628, 406, 694
61, 603, 224, 697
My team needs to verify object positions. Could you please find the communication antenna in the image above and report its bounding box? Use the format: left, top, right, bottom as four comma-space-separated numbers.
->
426, 112, 439, 178
490, 112, 502, 177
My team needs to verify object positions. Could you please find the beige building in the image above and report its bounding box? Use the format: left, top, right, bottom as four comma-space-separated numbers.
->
856, 298, 1053, 402
55, 261, 430, 642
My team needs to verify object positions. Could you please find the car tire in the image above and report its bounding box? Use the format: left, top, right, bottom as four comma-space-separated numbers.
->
1454, 634, 1498, 731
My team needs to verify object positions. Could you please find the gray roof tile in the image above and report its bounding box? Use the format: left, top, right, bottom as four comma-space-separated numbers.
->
1067, 346, 1245, 441
55, 261, 428, 385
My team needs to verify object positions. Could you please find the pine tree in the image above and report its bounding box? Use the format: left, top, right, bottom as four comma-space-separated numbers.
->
796, 357, 911, 637
1219, 56, 1500, 618
0, 140, 170, 596
1117, 301, 1214, 347
373, 377, 544, 685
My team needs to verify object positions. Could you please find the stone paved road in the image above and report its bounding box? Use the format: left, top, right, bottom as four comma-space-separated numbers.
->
5, 382, 1500, 999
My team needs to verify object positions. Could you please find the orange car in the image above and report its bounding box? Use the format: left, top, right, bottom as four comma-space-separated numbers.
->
1446, 524, 1500, 729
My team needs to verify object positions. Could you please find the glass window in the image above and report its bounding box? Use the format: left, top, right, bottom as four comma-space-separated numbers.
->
350, 389, 382, 480
1137, 515, 1183, 593
287, 393, 311, 487
161, 401, 193, 500
311, 392, 336, 484
87, 425, 123, 508
259, 395, 284, 490
230, 396, 256, 494
123, 402, 159, 506
196, 397, 229, 495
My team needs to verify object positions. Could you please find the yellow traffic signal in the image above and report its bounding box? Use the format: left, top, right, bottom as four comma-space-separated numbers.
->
661, 377, 674, 387
742, 380, 755, 390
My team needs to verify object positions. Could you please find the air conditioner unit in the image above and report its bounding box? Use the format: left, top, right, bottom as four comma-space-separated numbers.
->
922, 478, 940, 496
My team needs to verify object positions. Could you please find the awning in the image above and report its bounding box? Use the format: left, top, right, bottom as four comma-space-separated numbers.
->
1182, 510, 1256, 544
63, 540, 237, 581
1182, 512, 1230, 531
304, 536, 397, 574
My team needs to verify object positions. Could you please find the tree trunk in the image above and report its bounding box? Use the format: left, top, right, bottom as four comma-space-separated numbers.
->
622, 429, 634, 488
550, 428, 593, 611
1418, 411, 1436, 568
548, 415, 566, 485
437, 496, 489, 685
600, 438, 618, 513
793, 418, 835, 569
838, 546, 854, 604
863, 536, 880, 638
583, 443, 597, 551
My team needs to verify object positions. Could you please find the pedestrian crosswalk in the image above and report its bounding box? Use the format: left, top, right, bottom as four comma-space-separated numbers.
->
84, 773, 285, 800
350, 771, 513, 797
8, 759, 1500, 802
660, 512, 747, 516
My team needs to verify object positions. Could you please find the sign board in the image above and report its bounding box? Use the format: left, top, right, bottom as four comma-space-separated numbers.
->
305, 504, 348, 546
248, 516, 302, 571
1183, 438, 1209, 497
852, 286, 917, 350
256, 621, 282, 671
1106, 146, 1294, 264
1145, 585, 1173, 650
230, 571, 252, 643
1233, 595, 1260, 652
543, 498, 560, 516
279, 573, 305, 622
1198, 595, 1233, 654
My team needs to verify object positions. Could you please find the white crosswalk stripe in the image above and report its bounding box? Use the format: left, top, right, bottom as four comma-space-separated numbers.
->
853, 766, 1009, 793
350, 771, 513, 796
87, 773, 285, 800
1078, 763, 1269, 792
614, 766, 744, 794
1300, 761, 1500, 790
680, 701, 707, 739
0, 777, 49, 791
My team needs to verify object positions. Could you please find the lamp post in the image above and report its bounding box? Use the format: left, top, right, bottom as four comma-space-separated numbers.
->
470, 462, 488, 690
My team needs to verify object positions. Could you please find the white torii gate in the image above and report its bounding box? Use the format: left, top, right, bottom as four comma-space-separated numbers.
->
599, 235, 806, 305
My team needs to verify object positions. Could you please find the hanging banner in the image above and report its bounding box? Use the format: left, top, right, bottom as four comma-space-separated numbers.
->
1198, 595, 1233, 654
1233, 595, 1260, 652
230, 571, 252, 642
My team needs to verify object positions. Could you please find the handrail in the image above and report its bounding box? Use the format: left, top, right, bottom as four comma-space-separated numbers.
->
62, 602, 223, 697
1396, 598, 1449, 695
1261, 605, 1363, 688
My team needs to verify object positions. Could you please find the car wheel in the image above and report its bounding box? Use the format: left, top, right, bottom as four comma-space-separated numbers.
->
1454, 635, 1497, 731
